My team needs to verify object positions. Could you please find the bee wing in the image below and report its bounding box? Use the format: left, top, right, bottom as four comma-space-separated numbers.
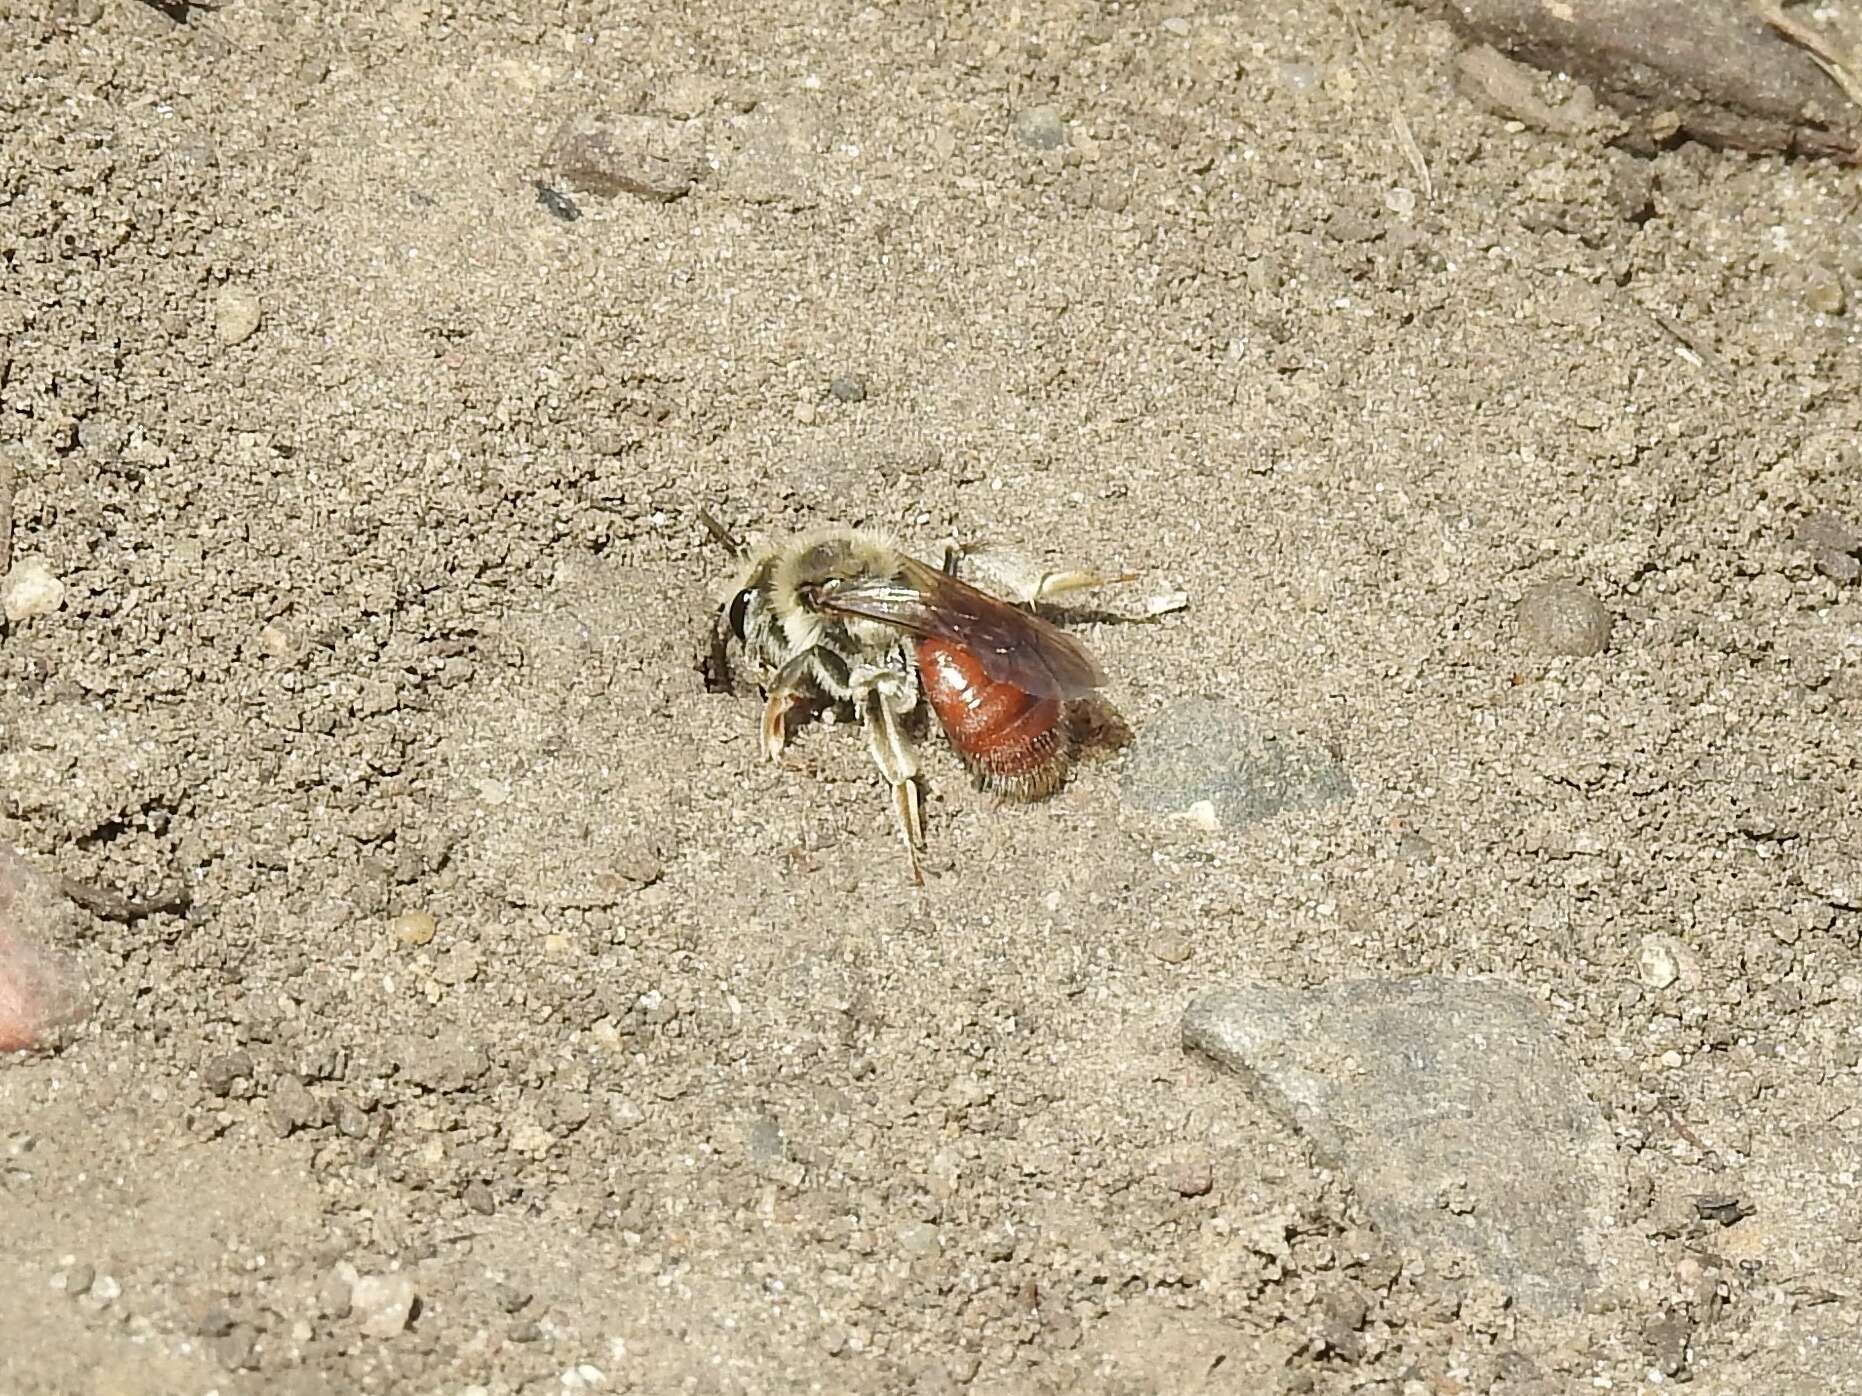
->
820, 553, 1104, 698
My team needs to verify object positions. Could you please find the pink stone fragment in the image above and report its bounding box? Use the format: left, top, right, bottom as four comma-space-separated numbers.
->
0, 846, 88, 1053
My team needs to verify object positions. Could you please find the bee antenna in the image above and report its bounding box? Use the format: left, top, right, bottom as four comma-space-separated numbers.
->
697, 509, 744, 558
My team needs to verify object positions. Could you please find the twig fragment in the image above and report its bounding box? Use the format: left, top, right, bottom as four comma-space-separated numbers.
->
0, 447, 15, 578
59, 876, 192, 923
1346, 7, 1433, 201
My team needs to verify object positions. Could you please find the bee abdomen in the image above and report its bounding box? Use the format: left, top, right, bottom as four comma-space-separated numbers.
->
916, 637, 1070, 801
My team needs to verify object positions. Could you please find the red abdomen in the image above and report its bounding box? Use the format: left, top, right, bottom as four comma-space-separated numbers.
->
916, 637, 1069, 800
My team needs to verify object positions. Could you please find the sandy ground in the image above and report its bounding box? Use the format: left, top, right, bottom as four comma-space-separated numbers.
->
3, 0, 1862, 1392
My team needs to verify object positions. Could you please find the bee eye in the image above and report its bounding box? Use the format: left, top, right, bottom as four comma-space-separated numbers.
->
726, 589, 752, 640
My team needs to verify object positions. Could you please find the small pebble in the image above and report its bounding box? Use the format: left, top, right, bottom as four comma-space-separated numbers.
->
1172, 799, 1221, 833
392, 910, 437, 947
202, 1050, 255, 1098
1151, 934, 1193, 965
61, 1262, 95, 1297
1803, 263, 1846, 316
1749, 572, 1792, 609
214, 1325, 259, 1371
1793, 512, 1861, 583
1637, 933, 1699, 993
895, 1222, 941, 1257
1516, 580, 1612, 657
268, 1073, 320, 1136
1794, 511, 1860, 556
742, 1115, 788, 1166
212, 285, 263, 345
2, 557, 66, 622
1011, 106, 1067, 150
87, 1273, 121, 1305
828, 374, 866, 403
614, 849, 663, 886
1157, 1145, 1215, 1197
352, 1271, 417, 1338
1638, 938, 1679, 990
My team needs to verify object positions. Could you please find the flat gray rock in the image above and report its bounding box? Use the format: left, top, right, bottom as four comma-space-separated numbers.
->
1120, 698, 1352, 828
1440, 0, 1861, 158
1183, 978, 1620, 1315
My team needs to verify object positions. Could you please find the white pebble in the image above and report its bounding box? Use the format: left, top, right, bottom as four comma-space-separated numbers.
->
1637, 938, 1679, 990
2, 558, 65, 622
212, 285, 263, 345
1170, 799, 1221, 832
1637, 934, 1698, 993
351, 1271, 417, 1339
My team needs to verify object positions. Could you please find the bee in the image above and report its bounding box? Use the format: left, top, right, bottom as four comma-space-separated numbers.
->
702, 515, 1108, 883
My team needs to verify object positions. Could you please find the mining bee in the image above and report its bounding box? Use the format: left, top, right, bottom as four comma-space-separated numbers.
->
702, 514, 1116, 883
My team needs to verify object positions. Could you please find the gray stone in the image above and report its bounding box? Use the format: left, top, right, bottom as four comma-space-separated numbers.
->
391, 1031, 489, 1093
1182, 977, 1619, 1314
201, 1049, 256, 1098
268, 1073, 320, 1136
1120, 698, 1352, 827
1516, 581, 1612, 656
1440, 0, 1861, 158
1012, 106, 1068, 150
1793, 512, 1860, 583
742, 1114, 787, 1165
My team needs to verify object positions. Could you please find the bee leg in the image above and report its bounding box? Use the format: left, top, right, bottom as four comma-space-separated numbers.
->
1027, 566, 1140, 605
860, 689, 924, 886
761, 650, 834, 759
